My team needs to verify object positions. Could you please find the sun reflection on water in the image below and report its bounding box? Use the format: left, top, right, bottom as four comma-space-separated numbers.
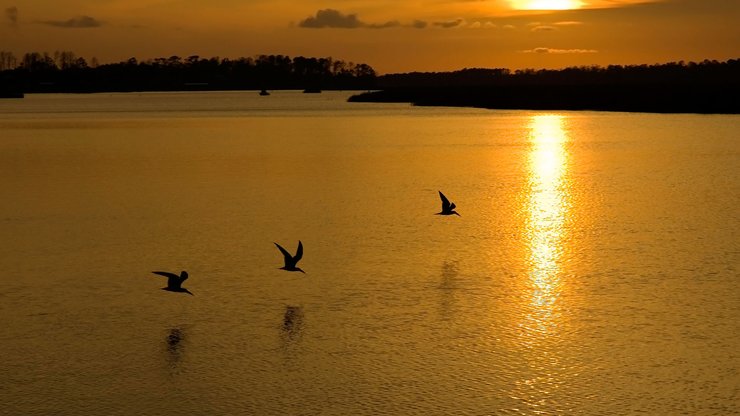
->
512, 114, 571, 410
526, 114, 569, 329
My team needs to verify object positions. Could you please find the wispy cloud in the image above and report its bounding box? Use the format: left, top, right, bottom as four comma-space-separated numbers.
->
522, 47, 598, 54
4, 6, 18, 26
411, 20, 428, 29
531, 25, 557, 31
433, 18, 465, 28
367, 20, 401, 29
41, 15, 102, 28
528, 20, 583, 31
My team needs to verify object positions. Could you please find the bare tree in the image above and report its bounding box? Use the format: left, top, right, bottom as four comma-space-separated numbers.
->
0, 51, 17, 71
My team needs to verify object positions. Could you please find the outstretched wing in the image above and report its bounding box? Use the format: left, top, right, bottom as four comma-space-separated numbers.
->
152, 271, 179, 279
294, 241, 303, 263
152, 271, 180, 288
439, 191, 451, 211
274, 242, 292, 266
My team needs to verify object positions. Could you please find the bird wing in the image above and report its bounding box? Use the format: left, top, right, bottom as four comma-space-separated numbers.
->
439, 191, 451, 211
152, 271, 181, 289
450, 202, 456, 210
294, 241, 303, 263
274, 242, 292, 266
152, 271, 179, 279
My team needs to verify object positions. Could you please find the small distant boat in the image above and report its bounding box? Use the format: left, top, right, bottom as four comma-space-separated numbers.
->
259, 89, 270, 96
302, 88, 321, 94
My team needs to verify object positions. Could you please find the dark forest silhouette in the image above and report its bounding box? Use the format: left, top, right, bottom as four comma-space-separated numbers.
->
0, 51, 376, 93
349, 59, 739, 114
2, 51, 738, 113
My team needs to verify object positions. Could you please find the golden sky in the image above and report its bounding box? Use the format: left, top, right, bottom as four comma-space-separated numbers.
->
1, 0, 738, 73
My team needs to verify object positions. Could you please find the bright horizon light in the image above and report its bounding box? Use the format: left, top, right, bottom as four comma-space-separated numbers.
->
512, 0, 584, 10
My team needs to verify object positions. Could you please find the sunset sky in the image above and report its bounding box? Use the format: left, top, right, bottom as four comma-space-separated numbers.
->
1, 0, 738, 74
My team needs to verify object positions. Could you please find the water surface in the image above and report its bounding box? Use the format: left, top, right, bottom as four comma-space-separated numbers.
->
1, 91, 738, 415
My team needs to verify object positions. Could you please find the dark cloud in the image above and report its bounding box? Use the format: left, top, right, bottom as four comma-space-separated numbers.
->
299, 9, 426, 29
367, 20, 401, 29
42, 15, 102, 28
5, 6, 18, 25
433, 18, 464, 28
411, 20, 428, 29
531, 25, 557, 31
299, 9, 362, 28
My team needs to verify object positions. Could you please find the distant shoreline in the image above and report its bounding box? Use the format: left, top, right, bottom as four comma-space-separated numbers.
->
348, 85, 740, 115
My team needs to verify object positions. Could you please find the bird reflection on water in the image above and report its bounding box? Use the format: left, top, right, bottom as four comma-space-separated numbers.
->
439, 260, 460, 290
438, 261, 461, 320
164, 327, 185, 370
280, 305, 305, 345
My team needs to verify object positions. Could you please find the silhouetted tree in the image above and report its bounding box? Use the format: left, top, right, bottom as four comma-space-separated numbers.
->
0, 51, 17, 71
350, 58, 740, 114
1, 51, 378, 92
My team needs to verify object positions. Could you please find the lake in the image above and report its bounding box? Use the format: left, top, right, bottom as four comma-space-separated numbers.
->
1, 91, 738, 415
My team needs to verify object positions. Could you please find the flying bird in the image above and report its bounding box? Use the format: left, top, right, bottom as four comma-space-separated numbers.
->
152, 271, 194, 295
436, 191, 460, 216
274, 241, 305, 273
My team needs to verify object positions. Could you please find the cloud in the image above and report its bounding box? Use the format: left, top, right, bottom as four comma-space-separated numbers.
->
42, 15, 102, 28
531, 25, 557, 31
522, 47, 598, 54
299, 9, 362, 28
465, 21, 497, 29
554, 21, 584, 26
299, 9, 425, 30
367, 20, 401, 29
411, 20, 428, 29
5, 6, 17, 25
433, 18, 465, 28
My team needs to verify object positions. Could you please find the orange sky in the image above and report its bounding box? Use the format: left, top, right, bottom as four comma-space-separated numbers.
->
1, 0, 738, 73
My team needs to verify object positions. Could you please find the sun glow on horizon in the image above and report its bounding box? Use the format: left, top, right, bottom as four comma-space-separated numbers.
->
512, 0, 584, 10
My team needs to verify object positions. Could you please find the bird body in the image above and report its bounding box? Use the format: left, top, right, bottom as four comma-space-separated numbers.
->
275, 241, 305, 273
436, 191, 460, 216
152, 271, 194, 295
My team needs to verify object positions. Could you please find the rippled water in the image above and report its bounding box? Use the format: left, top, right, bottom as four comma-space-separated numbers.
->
1, 92, 738, 415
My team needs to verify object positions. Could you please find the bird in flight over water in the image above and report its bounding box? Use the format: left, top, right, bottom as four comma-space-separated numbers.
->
152, 271, 194, 295
437, 191, 460, 216
275, 241, 305, 273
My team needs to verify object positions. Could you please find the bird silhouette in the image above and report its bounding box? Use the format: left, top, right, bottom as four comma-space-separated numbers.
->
436, 191, 460, 216
274, 241, 305, 273
152, 271, 194, 295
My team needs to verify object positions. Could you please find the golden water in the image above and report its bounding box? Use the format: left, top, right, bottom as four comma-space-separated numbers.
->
1, 92, 738, 415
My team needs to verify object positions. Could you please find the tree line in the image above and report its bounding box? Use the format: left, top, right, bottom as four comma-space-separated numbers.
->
375, 59, 740, 88
0, 51, 378, 93
350, 59, 740, 114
